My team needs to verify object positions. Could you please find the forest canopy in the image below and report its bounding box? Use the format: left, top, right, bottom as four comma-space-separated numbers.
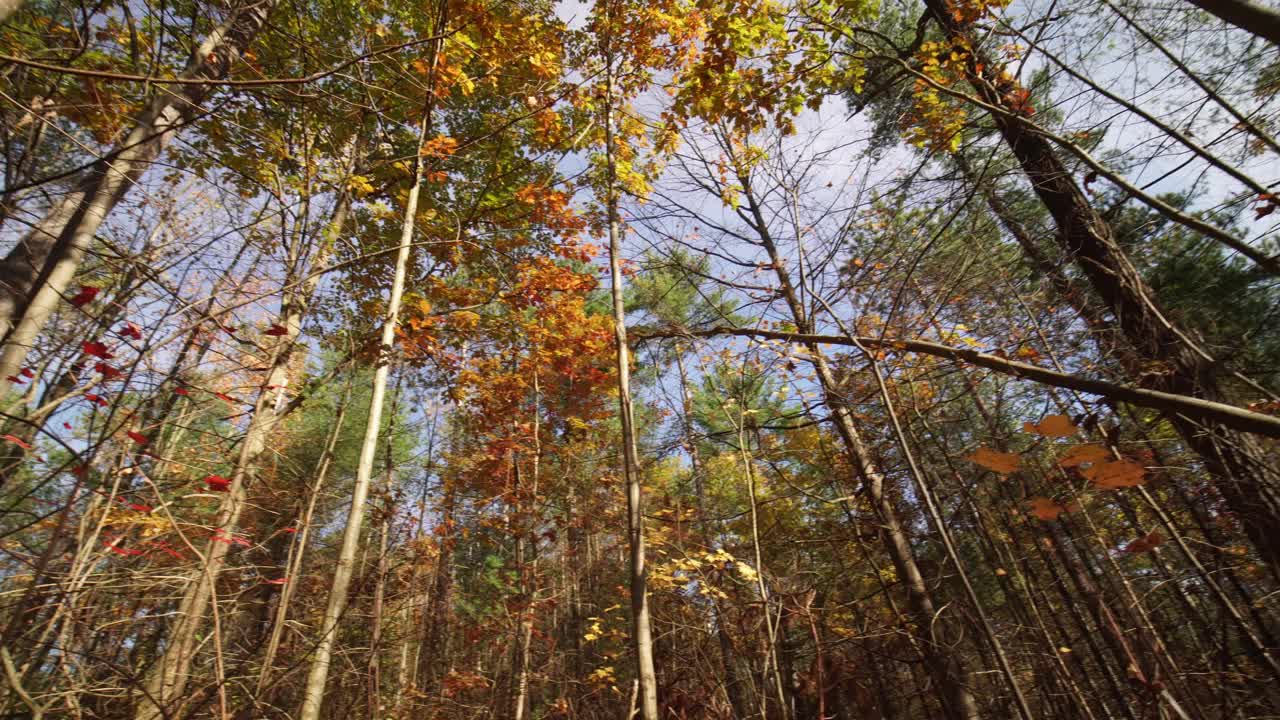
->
0, 0, 1279, 717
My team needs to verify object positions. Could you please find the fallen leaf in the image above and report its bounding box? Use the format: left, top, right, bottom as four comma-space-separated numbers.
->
1123, 530, 1164, 554
1058, 444, 1110, 468
1082, 460, 1146, 489
1023, 414, 1077, 438
1026, 496, 1069, 521
968, 447, 1021, 474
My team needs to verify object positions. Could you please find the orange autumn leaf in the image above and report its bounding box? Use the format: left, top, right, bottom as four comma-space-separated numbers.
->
1123, 530, 1164, 554
967, 447, 1020, 474
1022, 414, 1077, 438
1082, 459, 1146, 489
1058, 444, 1110, 468
1026, 496, 1069, 521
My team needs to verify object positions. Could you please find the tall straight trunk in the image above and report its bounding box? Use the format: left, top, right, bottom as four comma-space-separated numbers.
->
728, 157, 980, 719
0, 0, 278, 382
922, 0, 1280, 577
604, 55, 660, 720
295, 67, 437, 715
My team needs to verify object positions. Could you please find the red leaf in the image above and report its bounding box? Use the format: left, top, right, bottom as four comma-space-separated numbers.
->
121, 322, 143, 340
173, 387, 190, 396
63, 422, 72, 430
106, 543, 144, 557
71, 465, 89, 478
149, 541, 184, 560
94, 362, 122, 380
84, 393, 109, 407
282, 527, 297, 533
81, 340, 114, 359
128, 502, 153, 512
6, 375, 24, 384
214, 392, 236, 405
2, 434, 33, 450
126, 431, 149, 445
264, 324, 288, 336
205, 475, 231, 492
68, 286, 100, 307
1257, 203, 1276, 220
20, 368, 34, 378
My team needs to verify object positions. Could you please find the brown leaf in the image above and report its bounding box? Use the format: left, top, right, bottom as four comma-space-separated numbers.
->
1058, 443, 1110, 468
1123, 530, 1164, 554
968, 447, 1021, 474
1082, 459, 1146, 489
1022, 414, 1077, 438
1026, 496, 1068, 521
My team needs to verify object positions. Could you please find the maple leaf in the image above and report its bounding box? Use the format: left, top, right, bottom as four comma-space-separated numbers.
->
68, 286, 100, 307
126, 431, 149, 445
1022, 414, 1077, 438
263, 324, 288, 336
81, 340, 114, 359
95, 363, 122, 380
1058, 444, 1110, 468
1082, 459, 1146, 489
205, 475, 231, 492
1123, 530, 1164, 554
967, 447, 1020, 474
1026, 496, 1070, 521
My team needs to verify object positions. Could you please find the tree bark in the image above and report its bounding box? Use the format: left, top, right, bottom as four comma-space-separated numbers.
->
923, 0, 1280, 575
0, 0, 278, 382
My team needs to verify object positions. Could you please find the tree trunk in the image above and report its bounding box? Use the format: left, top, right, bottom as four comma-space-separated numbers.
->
922, 0, 1280, 577
729, 159, 980, 719
0, 0, 278, 382
604, 55, 660, 720
295, 103, 429, 720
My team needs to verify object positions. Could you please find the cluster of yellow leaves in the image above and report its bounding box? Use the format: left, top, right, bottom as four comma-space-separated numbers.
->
905, 39, 973, 152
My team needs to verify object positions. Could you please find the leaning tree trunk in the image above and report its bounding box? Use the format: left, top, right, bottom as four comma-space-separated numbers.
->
134, 177, 352, 720
730, 159, 981, 720
1183, 0, 1280, 46
0, 0, 277, 383
922, 0, 1280, 578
